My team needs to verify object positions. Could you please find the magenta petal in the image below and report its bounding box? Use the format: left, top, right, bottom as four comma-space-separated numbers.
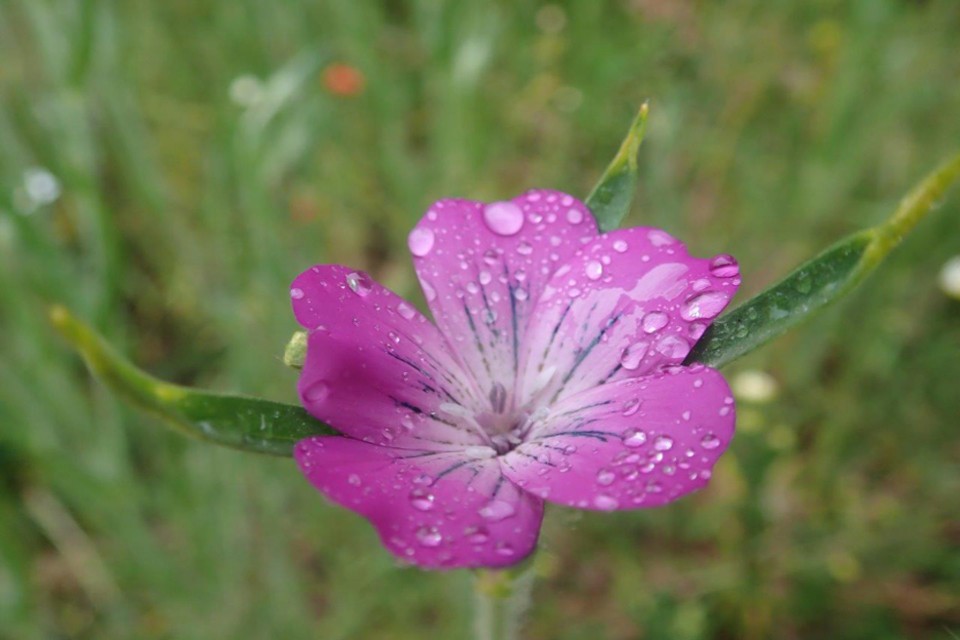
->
501, 365, 734, 510
408, 191, 598, 401
517, 227, 740, 404
295, 437, 544, 569
291, 264, 484, 450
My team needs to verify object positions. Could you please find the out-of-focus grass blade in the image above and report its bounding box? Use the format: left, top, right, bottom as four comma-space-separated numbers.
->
687, 152, 960, 369
49, 306, 336, 456
585, 102, 649, 232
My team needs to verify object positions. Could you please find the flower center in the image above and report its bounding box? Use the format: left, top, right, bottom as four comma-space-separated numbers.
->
440, 382, 540, 456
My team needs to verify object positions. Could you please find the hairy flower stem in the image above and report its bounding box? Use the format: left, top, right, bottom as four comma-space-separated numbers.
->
473, 567, 536, 640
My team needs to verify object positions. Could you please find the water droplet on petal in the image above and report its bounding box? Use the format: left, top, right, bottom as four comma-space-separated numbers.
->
642, 312, 668, 333
710, 254, 740, 278
412, 473, 434, 486
465, 526, 490, 544
347, 474, 361, 486
415, 526, 443, 547
483, 248, 499, 265
656, 335, 689, 359
495, 542, 515, 556
397, 302, 416, 320
345, 271, 374, 296
420, 278, 437, 301
622, 398, 643, 417
700, 433, 722, 449
517, 241, 533, 256
479, 500, 516, 522
290, 287, 304, 300
514, 288, 528, 301
566, 208, 584, 224
483, 201, 524, 236
681, 291, 728, 321
648, 230, 676, 247
303, 381, 329, 403
619, 342, 649, 370
409, 489, 436, 511
645, 481, 663, 494
613, 239, 628, 253
622, 429, 647, 447
653, 435, 674, 451
593, 494, 620, 510
596, 469, 616, 486
585, 261, 603, 280
479, 270, 492, 285
408, 227, 435, 257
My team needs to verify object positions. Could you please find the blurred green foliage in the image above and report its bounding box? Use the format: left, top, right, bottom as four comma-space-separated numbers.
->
1, 0, 959, 638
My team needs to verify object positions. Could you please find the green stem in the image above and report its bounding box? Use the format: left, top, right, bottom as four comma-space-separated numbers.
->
473, 568, 535, 640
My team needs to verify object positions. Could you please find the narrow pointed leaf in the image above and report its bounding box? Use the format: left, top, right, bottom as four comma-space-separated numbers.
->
585, 102, 649, 231
49, 306, 336, 456
687, 152, 960, 369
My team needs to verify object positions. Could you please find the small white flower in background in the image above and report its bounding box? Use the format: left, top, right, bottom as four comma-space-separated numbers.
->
15, 167, 61, 214
938, 256, 960, 300
229, 75, 263, 108
731, 370, 778, 403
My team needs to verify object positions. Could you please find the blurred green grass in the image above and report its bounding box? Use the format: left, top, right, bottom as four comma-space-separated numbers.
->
1, 0, 959, 638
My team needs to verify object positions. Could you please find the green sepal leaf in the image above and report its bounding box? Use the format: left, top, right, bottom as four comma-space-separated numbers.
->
49, 306, 337, 456
585, 102, 649, 232
686, 152, 960, 369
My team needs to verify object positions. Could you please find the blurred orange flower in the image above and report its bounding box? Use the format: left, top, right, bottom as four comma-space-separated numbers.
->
322, 63, 365, 97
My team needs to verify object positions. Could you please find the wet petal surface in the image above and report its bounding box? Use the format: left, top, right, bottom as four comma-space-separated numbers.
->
408, 191, 598, 406
295, 437, 544, 569
501, 365, 734, 510
517, 227, 740, 405
291, 264, 483, 450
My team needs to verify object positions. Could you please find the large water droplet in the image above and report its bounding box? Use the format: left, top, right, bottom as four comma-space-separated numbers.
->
346, 271, 374, 296
655, 335, 689, 359
619, 342, 649, 370
680, 291, 727, 321
709, 254, 739, 278
397, 302, 416, 320
415, 526, 443, 547
642, 311, 669, 333
622, 428, 647, 447
408, 227, 435, 257
585, 261, 603, 280
566, 208, 584, 224
290, 287, 304, 300
700, 433, 721, 450
479, 270, 492, 285
409, 489, 435, 511
483, 201, 524, 236
648, 230, 676, 247
593, 494, 620, 510
479, 499, 516, 522
596, 469, 616, 486
653, 435, 674, 451
303, 381, 329, 403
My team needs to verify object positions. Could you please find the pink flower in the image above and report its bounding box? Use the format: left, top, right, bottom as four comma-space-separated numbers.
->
291, 190, 740, 569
